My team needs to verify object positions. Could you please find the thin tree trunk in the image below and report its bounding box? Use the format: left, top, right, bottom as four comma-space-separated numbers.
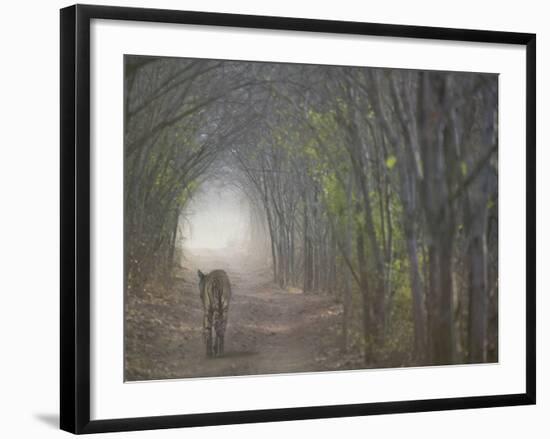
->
342, 176, 354, 351
404, 223, 427, 360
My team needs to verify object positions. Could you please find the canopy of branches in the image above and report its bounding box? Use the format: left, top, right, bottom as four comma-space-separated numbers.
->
124, 55, 498, 367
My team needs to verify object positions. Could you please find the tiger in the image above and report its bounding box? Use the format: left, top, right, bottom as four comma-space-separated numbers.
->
197, 269, 232, 357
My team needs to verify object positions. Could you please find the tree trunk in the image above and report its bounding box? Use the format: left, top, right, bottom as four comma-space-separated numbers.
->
341, 176, 354, 351
404, 223, 427, 360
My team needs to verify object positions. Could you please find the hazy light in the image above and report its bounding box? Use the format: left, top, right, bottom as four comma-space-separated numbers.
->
181, 183, 250, 250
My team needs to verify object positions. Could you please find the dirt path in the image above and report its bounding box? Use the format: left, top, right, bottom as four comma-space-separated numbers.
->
125, 248, 356, 381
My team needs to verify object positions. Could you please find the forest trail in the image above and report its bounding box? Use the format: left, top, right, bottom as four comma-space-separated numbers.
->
125, 248, 355, 381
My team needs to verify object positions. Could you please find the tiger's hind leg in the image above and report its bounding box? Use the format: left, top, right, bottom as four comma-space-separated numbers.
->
214, 307, 228, 356
214, 330, 224, 357
203, 309, 214, 357
213, 328, 220, 357
213, 318, 222, 357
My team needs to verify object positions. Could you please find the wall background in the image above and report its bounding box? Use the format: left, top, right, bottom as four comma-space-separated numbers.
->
0, 0, 545, 437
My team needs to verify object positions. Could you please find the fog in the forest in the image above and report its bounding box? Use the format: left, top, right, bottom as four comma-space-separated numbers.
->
180, 182, 251, 251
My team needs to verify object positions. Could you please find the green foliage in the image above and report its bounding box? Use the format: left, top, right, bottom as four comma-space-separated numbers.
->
461, 161, 468, 177
379, 286, 415, 366
385, 155, 397, 170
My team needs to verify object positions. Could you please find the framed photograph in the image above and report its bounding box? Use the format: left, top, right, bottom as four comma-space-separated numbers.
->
60, 4, 536, 434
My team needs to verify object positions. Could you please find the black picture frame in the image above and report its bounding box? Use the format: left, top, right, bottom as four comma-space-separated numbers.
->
60, 4, 536, 434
